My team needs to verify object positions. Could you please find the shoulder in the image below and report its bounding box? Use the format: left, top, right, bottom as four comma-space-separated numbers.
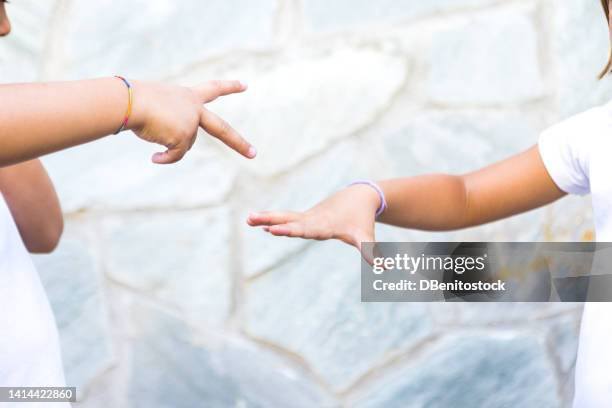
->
536, 105, 611, 196
542, 105, 608, 141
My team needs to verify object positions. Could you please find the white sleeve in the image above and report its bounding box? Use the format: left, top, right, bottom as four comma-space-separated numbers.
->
537, 109, 597, 196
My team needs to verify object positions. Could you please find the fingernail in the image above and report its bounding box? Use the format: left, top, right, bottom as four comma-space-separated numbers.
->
240, 80, 249, 89
247, 146, 257, 158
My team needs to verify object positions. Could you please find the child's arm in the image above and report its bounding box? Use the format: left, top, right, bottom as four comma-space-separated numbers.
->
247, 145, 565, 248
0, 78, 255, 166
0, 160, 63, 253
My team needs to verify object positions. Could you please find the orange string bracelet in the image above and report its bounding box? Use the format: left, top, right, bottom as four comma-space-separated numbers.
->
113, 76, 133, 134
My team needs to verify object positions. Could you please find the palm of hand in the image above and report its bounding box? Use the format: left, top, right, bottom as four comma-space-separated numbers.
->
247, 185, 379, 258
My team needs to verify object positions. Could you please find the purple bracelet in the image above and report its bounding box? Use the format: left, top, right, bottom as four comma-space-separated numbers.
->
349, 180, 387, 218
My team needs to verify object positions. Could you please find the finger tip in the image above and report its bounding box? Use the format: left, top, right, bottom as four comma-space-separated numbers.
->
247, 146, 257, 159
247, 218, 261, 227
239, 80, 249, 90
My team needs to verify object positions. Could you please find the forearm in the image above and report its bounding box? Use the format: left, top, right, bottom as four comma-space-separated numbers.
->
248, 147, 566, 249
376, 147, 566, 231
377, 175, 472, 231
0, 78, 133, 166
0, 160, 63, 253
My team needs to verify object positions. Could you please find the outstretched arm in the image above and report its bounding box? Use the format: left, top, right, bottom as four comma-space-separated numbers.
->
378, 145, 565, 230
0, 78, 255, 166
0, 160, 63, 253
248, 145, 565, 250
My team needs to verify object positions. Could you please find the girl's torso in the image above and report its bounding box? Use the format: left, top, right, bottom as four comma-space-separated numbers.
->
0, 192, 67, 400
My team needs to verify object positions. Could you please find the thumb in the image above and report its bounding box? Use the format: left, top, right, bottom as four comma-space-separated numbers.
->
191, 80, 248, 103
151, 144, 187, 164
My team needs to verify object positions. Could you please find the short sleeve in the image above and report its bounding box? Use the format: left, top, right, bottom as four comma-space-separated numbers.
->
538, 109, 598, 196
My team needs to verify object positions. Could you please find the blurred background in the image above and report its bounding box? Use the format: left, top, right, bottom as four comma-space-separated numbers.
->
0, 0, 607, 406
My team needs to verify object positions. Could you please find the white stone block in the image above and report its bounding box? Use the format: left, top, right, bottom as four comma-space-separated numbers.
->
212, 49, 407, 176
125, 303, 336, 407
426, 6, 544, 105
552, 0, 612, 116
303, 0, 498, 33
42, 135, 236, 213
63, 0, 278, 78
246, 241, 434, 391
349, 333, 559, 407
34, 226, 113, 391
0, 0, 57, 82
103, 208, 232, 327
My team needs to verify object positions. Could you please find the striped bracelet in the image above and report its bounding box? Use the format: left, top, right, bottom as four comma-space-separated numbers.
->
113, 75, 133, 134
349, 180, 387, 218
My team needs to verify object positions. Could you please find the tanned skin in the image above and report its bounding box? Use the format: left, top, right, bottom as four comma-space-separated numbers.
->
0, 2, 254, 253
249, 2, 612, 249
248, 6, 612, 257
248, 147, 566, 261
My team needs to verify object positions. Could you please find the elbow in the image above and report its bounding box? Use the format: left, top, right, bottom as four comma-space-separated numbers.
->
457, 175, 474, 229
27, 217, 64, 254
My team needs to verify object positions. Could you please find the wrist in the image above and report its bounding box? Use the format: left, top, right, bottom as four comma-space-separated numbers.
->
347, 182, 385, 217
110, 76, 134, 134
125, 79, 146, 132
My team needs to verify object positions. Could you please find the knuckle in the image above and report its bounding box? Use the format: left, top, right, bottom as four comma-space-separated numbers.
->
177, 127, 192, 141
171, 150, 186, 163
180, 85, 195, 98
193, 110, 202, 126
239, 138, 250, 151
166, 136, 180, 148
188, 90, 200, 104
219, 119, 231, 136
178, 139, 189, 151
182, 87, 200, 105
209, 80, 222, 92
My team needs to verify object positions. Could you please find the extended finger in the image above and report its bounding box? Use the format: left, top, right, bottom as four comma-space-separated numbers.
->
267, 222, 305, 238
247, 211, 301, 226
200, 108, 256, 159
191, 80, 247, 103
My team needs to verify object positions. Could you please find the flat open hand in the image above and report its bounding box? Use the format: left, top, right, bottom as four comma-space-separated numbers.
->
247, 184, 382, 262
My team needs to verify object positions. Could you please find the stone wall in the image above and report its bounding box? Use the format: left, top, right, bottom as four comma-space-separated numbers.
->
1, 0, 608, 406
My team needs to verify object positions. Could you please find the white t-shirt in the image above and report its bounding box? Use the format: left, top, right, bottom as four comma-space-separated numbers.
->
0, 193, 68, 407
539, 104, 612, 407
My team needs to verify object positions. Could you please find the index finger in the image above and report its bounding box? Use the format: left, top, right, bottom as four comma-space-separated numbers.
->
191, 80, 248, 103
200, 108, 256, 159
